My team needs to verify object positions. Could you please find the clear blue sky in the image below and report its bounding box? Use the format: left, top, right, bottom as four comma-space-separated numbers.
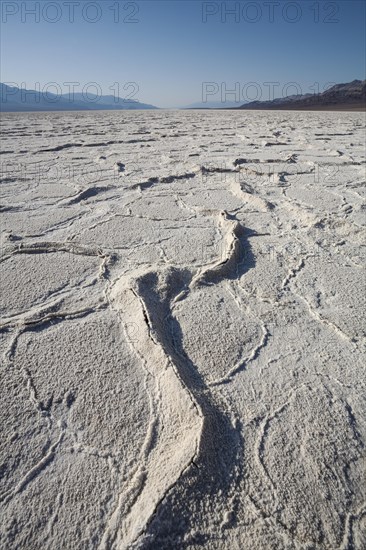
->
1, 0, 365, 107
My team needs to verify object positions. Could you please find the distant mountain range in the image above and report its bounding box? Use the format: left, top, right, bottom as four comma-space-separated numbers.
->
184, 80, 365, 111
0, 83, 158, 111
1, 80, 365, 112
235, 80, 366, 111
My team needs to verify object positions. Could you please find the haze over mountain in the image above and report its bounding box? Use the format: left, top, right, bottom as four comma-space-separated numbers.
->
182, 100, 247, 110
0, 83, 158, 112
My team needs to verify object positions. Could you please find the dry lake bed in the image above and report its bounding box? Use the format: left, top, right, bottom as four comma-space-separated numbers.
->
0, 110, 365, 549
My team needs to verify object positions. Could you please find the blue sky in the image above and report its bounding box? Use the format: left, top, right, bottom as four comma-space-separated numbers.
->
1, 0, 365, 107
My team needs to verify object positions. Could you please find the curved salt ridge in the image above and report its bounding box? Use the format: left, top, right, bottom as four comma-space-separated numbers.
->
102, 276, 203, 549
98, 208, 247, 547
190, 211, 242, 288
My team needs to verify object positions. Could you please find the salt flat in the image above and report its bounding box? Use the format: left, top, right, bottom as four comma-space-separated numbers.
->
0, 110, 365, 549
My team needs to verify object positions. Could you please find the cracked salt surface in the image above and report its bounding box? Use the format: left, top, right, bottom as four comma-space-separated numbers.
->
0, 110, 365, 549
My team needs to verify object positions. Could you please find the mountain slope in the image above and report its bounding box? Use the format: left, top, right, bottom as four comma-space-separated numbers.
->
0, 83, 158, 112
237, 80, 366, 111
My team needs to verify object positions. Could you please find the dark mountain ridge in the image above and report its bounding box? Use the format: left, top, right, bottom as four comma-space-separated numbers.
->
236, 80, 366, 111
